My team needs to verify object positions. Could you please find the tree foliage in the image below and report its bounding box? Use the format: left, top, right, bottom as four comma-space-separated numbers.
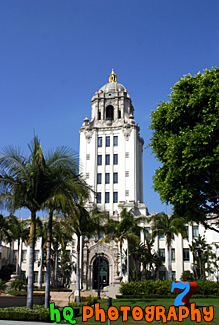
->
149, 67, 219, 231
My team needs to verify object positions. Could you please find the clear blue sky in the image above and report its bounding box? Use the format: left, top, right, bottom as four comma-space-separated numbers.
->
0, 0, 218, 218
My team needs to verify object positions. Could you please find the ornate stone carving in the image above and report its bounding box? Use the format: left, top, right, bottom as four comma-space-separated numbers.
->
85, 129, 94, 143
122, 124, 132, 140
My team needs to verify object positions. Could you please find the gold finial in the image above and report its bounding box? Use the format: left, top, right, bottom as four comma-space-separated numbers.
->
109, 69, 117, 83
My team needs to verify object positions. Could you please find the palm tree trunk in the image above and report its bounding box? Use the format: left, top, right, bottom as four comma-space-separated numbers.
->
76, 234, 81, 303
45, 210, 53, 308
54, 250, 58, 288
127, 239, 129, 282
16, 239, 20, 275
18, 239, 22, 277
167, 245, 172, 280
38, 237, 43, 289
120, 241, 123, 277
27, 211, 36, 309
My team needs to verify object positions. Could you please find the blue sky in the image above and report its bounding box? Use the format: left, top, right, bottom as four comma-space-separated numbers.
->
0, 0, 218, 218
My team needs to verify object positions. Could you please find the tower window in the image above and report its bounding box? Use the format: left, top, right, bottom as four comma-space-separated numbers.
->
113, 154, 118, 165
97, 155, 102, 165
106, 136, 110, 147
98, 110, 101, 120
105, 192, 110, 203
106, 154, 110, 165
125, 171, 129, 177
113, 136, 118, 146
86, 154, 90, 160
113, 192, 118, 203
105, 173, 110, 184
125, 152, 129, 158
125, 190, 129, 196
97, 192, 101, 203
106, 105, 114, 120
98, 137, 102, 147
118, 109, 121, 119
113, 172, 118, 184
97, 173, 102, 184
86, 173, 89, 179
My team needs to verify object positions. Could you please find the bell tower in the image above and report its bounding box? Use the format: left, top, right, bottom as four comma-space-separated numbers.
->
79, 70, 147, 216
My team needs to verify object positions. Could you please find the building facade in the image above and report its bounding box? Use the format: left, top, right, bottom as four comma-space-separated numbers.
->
2, 70, 219, 287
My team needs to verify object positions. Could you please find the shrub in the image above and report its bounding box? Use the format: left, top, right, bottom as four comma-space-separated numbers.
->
119, 280, 219, 297
68, 296, 97, 307
180, 271, 195, 281
0, 306, 50, 322
0, 278, 6, 291
9, 279, 26, 291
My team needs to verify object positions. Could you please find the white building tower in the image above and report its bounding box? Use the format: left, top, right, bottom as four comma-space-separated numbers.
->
79, 70, 148, 290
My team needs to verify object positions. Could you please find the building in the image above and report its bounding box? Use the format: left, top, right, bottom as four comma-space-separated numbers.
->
2, 70, 219, 287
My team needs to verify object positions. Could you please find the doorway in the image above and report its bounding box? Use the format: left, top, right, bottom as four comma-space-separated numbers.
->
93, 255, 109, 289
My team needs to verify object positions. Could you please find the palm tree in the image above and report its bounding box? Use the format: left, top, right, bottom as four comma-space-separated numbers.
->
36, 217, 47, 289
0, 136, 88, 309
104, 207, 146, 282
147, 212, 187, 280
0, 214, 11, 251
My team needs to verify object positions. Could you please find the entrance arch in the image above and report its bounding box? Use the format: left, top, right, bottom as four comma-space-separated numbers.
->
93, 255, 109, 289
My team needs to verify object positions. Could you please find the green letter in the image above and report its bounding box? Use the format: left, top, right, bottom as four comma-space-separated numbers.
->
50, 303, 61, 323
63, 306, 77, 324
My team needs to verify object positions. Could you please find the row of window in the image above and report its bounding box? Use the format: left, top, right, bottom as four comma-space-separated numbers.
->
97, 192, 118, 204
145, 225, 199, 241
97, 154, 118, 165
97, 173, 118, 184
158, 248, 190, 262
159, 270, 176, 281
98, 136, 118, 147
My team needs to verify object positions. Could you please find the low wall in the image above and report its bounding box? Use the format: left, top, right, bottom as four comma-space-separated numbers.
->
0, 295, 45, 308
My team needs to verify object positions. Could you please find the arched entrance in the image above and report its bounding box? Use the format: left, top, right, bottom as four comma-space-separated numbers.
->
93, 255, 109, 289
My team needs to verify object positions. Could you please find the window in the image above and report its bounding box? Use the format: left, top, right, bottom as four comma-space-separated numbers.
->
125, 190, 129, 196
159, 271, 166, 281
106, 136, 110, 147
34, 250, 40, 262
97, 155, 102, 165
98, 137, 102, 147
113, 192, 118, 203
183, 248, 190, 261
21, 271, 26, 281
125, 152, 129, 158
192, 226, 198, 239
13, 250, 18, 262
159, 249, 165, 262
97, 173, 102, 184
34, 271, 38, 283
113, 172, 118, 184
86, 173, 89, 179
98, 110, 101, 120
22, 250, 27, 262
106, 154, 110, 165
113, 154, 118, 165
118, 109, 121, 119
125, 171, 129, 177
172, 271, 176, 281
113, 136, 118, 146
183, 226, 189, 239
97, 192, 101, 203
86, 154, 90, 160
105, 192, 110, 203
171, 248, 175, 261
159, 233, 165, 240
105, 173, 110, 184
106, 105, 114, 120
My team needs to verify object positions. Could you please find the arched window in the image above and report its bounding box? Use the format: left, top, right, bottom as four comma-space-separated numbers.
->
106, 105, 114, 120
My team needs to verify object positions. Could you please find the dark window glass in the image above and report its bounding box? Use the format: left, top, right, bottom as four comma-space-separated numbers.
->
171, 249, 175, 261
105, 173, 110, 184
113, 154, 118, 165
113, 172, 118, 184
192, 226, 198, 239
106, 154, 110, 165
172, 271, 176, 281
113, 136, 118, 146
97, 155, 102, 165
159, 249, 165, 262
113, 192, 118, 203
183, 248, 190, 261
106, 136, 110, 147
98, 137, 102, 147
97, 192, 101, 203
105, 192, 110, 203
97, 173, 102, 184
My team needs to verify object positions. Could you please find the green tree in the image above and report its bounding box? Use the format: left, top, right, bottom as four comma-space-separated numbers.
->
189, 234, 219, 280
0, 214, 11, 250
104, 207, 145, 282
147, 212, 187, 280
0, 136, 87, 309
149, 67, 219, 232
